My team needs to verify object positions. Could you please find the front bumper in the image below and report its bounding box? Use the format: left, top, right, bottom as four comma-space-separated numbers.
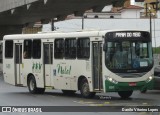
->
105, 79, 154, 92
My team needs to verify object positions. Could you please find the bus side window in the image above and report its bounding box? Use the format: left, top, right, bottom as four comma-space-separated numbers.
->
5, 40, 13, 58
54, 39, 64, 59
77, 38, 90, 59
33, 40, 41, 59
24, 40, 32, 59
0, 41, 3, 63
65, 38, 76, 59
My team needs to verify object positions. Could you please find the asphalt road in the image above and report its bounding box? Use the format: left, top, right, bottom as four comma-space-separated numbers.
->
0, 74, 160, 115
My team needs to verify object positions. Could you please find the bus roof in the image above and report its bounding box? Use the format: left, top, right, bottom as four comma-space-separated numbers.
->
3, 29, 149, 40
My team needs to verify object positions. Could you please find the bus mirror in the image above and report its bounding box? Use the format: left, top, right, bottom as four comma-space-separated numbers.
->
103, 43, 107, 51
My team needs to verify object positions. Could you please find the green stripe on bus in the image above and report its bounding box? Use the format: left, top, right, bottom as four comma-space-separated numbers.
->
105, 79, 154, 92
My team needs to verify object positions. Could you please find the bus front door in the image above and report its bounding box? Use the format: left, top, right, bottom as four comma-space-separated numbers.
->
15, 43, 22, 85
43, 43, 53, 86
92, 42, 103, 91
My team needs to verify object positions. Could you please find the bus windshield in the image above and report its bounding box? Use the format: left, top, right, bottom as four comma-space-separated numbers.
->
105, 39, 153, 73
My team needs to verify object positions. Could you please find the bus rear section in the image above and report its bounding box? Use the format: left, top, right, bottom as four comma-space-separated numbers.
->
3, 40, 23, 86
3, 38, 45, 93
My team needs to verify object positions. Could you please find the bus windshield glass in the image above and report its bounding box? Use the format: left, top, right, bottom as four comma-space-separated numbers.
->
105, 31, 153, 73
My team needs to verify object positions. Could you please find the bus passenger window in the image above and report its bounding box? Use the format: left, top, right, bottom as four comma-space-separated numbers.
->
33, 40, 41, 59
65, 38, 76, 59
0, 41, 3, 63
77, 38, 90, 59
5, 40, 13, 58
54, 39, 64, 59
24, 40, 32, 59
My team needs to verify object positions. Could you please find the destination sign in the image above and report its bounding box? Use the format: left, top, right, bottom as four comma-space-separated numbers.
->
105, 31, 150, 41
114, 32, 141, 38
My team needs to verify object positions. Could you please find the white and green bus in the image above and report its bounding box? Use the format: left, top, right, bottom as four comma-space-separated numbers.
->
3, 30, 154, 98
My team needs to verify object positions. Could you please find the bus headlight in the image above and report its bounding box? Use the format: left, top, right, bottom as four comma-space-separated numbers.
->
105, 76, 118, 84
145, 76, 153, 83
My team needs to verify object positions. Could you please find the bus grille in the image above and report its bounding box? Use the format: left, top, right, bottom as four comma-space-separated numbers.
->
115, 72, 147, 78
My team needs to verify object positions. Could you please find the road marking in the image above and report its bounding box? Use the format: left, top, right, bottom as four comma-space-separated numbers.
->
142, 103, 148, 105
73, 100, 111, 106
89, 104, 104, 106
104, 102, 110, 104
73, 100, 152, 107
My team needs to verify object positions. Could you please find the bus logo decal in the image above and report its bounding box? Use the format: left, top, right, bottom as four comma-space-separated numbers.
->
32, 62, 42, 73
6, 64, 11, 69
57, 64, 71, 75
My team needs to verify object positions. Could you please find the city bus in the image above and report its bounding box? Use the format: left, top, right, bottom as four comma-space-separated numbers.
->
3, 30, 154, 98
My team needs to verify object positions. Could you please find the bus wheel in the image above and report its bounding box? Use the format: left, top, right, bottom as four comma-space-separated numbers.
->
37, 88, 45, 94
62, 90, 76, 95
118, 91, 133, 99
80, 79, 96, 98
141, 89, 147, 93
27, 76, 45, 94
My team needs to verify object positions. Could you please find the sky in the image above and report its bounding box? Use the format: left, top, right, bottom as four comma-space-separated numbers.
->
131, 0, 135, 5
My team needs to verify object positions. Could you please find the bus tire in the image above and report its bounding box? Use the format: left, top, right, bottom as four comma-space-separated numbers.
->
37, 88, 45, 94
80, 79, 96, 98
141, 89, 147, 93
62, 90, 76, 95
27, 76, 45, 94
118, 91, 133, 99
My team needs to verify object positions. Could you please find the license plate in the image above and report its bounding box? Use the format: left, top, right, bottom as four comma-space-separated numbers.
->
129, 82, 137, 86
